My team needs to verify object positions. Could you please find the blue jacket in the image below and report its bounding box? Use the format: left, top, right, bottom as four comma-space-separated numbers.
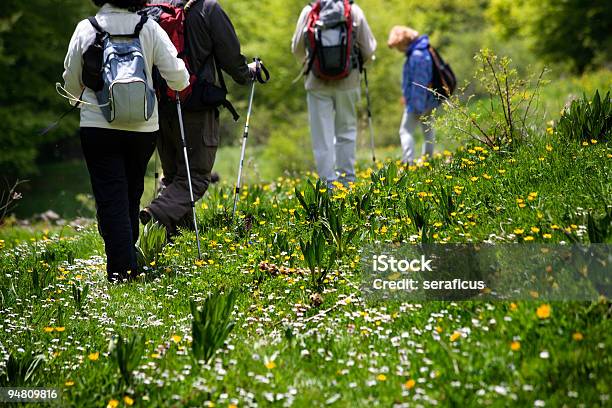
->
402, 35, 439, 114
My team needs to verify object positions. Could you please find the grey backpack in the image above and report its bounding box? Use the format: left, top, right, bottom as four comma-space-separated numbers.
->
85, 15, 156, 125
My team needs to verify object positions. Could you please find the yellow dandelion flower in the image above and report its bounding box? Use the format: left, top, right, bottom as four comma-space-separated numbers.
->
536, 304, 551, 319
531, 227, 540, 233
546, 144, 553, 152
572, 332, 583, 341
510, 302, 518, 311
107, 399, 119, 408
123, 396, 134, 406
44, 327, 54, 333
88, 352, 99, 361
55, 327, 65, 332
510, 341, 521, 351
172, 335, 182, 344
405, 379, 416, 389
524, 236, 534, 241
513, 228, 524, 235
450, 331, 461, 342
543, 233, 552, 239
591, 139, 597, 144
65, 380, 75, 387
376, 374, 387, 381
265, 361, 276, 369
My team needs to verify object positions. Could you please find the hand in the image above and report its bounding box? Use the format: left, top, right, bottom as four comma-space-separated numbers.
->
248, 61, 260, 79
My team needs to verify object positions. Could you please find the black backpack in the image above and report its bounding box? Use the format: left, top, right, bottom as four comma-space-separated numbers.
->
428, 46, 456, 100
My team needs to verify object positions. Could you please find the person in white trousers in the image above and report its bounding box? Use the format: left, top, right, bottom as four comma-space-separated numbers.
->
388, 26, 440, 165
291, 2, 377, 187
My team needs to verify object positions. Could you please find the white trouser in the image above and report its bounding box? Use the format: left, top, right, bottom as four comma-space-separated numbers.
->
399, 110, 435, 165
307, 88, 361, 184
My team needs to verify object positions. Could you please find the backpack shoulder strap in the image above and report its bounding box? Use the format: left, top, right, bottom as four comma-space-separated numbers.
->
87, 17, 105, 34
133, 14, 149, 36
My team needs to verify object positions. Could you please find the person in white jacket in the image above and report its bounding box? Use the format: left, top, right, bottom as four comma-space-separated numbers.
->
62, 0, 189, 283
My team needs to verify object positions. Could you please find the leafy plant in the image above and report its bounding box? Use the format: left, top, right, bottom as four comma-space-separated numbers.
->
406, 195, 433, 243
321, 201, 358, 259
295, 179, 329, 222
71, 281, 90, 312
109, 333, 144, 386
0, 350, 45, 386
435, 184, 458, 224
136, 221, 167, 270
191, 290, 237, 365
556, 90, 611, 143
586, 208, 612, 244
300, 229, 336, 289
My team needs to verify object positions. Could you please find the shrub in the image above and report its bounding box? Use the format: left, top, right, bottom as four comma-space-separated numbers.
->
434, 49, 548, 150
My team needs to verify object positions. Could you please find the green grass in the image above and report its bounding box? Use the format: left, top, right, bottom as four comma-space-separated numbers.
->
1, 112, 610, 406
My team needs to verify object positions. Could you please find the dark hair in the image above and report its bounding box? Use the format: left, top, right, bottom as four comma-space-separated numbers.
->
92, 0, 148, 12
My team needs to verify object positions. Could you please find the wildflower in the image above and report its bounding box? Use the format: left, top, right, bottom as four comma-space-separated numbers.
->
88, 352, 99, 361
55, 327, 65, 332
543, 233, 552, 239
483, 173, 491, 180
107, 400, 119, 408
591, 139, 597, 144
265, 361, 276, 369
531, 227, 540, 233
405, 379, 416, 389
195, 260, 205, 267
65, 380, 75, 387
513, 228, 524, 235
546, 144, 553, 152
510, 341, 521, 351
524, 236, 534, 241
44, 327, 54, 333
582, 141, 589, 146
572, 332, 584, 341
172, 335, 182, 344
450, 331, 461, 342
510, 303, 518, 311
470, 176, 479, 182
123, 396, 134, 406
376, 374, 387, 381
536, 304, 551, 319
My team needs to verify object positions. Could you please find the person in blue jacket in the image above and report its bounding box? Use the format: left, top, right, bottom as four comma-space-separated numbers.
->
388, 26, 440, 165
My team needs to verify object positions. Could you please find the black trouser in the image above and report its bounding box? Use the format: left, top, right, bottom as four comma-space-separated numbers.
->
80, 127, 156, 282
148, 104, 219, 231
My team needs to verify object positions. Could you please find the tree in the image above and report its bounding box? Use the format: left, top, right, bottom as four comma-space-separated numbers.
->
0, 0, 94, 178
486, 0, 612, 73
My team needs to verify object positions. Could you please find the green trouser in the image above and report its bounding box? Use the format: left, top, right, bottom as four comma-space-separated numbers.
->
148, 103, 219, 231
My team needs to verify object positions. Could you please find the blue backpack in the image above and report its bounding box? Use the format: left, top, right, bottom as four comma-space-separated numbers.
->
83, 15, 156, 125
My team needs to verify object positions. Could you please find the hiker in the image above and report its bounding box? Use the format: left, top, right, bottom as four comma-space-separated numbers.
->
291, 0, 377, 188
388, 26, 440, 165
139, 0, 260, 234
61, 0, 190, 282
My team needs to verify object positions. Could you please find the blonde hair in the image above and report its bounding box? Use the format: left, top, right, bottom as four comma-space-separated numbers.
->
387, 26, 420, 50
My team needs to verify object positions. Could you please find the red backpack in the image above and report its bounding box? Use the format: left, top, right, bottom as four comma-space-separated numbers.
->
142, 2, 239, 119
143, 3, 195, 102
304, 0, 355, 81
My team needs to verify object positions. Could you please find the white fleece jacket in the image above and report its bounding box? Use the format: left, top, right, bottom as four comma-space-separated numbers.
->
62, 4, 189, 132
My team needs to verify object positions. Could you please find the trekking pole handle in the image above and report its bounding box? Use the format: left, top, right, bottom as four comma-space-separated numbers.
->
253, 57, 270, 84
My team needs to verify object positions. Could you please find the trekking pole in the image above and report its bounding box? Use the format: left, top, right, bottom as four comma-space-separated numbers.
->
232, 58, 270, 219
363, 68, 376, 163
175, 91, 202, 259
